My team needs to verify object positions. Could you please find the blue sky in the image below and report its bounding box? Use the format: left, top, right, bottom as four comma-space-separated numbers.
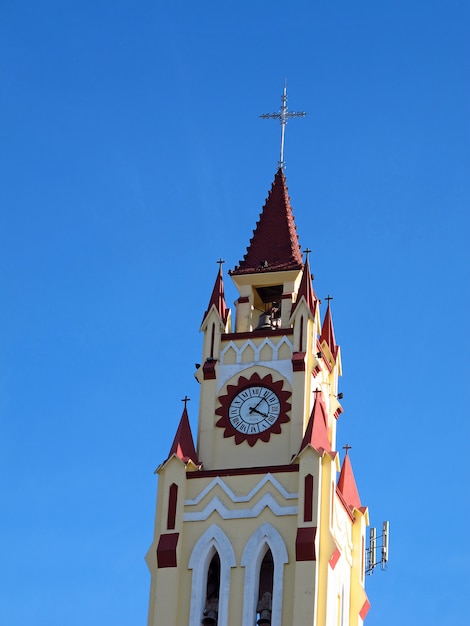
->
1, 1, 469, 624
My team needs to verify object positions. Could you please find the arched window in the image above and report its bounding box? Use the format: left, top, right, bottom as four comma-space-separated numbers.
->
167, 483, 178, 530
241, 523, 288, 626
257, 549, 274, 624
188, 525, 236, 626
303, 474, 314, 523
202, 552, 220, 624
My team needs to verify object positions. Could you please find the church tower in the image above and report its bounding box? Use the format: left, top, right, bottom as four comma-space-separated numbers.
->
146, 167, 372, 625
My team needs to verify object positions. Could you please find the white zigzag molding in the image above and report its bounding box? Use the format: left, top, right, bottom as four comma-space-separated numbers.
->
184, 473, 298, 507
183, 493, 298, 522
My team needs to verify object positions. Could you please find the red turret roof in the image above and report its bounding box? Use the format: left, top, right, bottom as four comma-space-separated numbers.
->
337, 451, 362, 510
320, 300, 338, 359
230, 168, 303, 275
299, 390, 332, 455
291, 256, 317, 317
202, 264, 229, 325
167, 405, 199, 465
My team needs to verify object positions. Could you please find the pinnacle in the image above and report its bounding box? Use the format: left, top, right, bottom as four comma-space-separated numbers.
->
202, 263, 229, 326
337, 452, 362, 510
291, 256, 317, 317
167, 405, 199, 465
299, 390, 331, 455
320, 298, 338, 359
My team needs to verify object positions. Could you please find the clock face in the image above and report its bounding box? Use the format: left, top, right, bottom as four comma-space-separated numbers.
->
216, 373, 291, 446
229, 386, 281, 434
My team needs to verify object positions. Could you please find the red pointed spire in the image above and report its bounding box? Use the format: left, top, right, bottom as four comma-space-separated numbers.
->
320, 298, 338, 359
291, 256, 317, 316
299, 390, 332, 455
231, 169, 303, 275
337, 449, 362, 510
167, 402, 199, 465
202, 261, 229, 325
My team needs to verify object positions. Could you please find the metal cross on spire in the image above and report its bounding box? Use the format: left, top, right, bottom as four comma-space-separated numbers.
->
260, 82, 307, 170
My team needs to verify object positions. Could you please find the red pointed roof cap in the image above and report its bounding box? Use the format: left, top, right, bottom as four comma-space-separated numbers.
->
231, 168, 303, 275
202, 263, 229, 325
168, 405, 199, 465
299, 390, 331, 455
320, 299, 338, 358
292, 256, 317, 316
337, 450, 362, 510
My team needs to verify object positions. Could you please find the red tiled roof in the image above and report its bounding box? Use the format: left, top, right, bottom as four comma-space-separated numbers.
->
167, 406, 199, 465
337, 451, 362, 510
230, 168, 303, 275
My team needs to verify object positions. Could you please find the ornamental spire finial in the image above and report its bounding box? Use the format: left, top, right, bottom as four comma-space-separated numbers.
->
260, 81, 307, 170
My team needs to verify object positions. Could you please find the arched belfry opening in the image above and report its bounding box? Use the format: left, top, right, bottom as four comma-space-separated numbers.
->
241, 523, 288, 626
202, 552, 220, 625
188, 525, 236, 626
257, 548, 274, 624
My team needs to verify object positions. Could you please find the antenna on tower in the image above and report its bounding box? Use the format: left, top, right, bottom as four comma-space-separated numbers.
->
366, 521, 390, 575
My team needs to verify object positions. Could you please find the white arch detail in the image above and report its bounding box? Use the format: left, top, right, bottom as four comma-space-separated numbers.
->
220, 336, 293, 365
241, 523, 288, 626
188, 524, 236, 626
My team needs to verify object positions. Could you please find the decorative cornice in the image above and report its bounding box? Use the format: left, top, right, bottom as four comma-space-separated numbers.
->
186, 464, 299, 479
222, 328, 293, 341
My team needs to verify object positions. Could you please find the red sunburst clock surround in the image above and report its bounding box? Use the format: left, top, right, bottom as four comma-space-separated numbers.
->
215, 372, 291, 446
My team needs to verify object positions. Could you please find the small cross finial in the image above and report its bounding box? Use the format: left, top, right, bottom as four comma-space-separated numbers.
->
217, 258, 225, 270
343, 443, 352, 455
181, 396, 190, 409
304, 247, 312, 260
260, 82, 307, 170
325, 295, 333, 303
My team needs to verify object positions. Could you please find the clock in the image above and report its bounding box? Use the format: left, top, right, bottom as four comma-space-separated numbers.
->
215, 373, 291, 446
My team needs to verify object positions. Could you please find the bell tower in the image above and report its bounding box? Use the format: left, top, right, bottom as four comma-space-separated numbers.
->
145, 164, 373, 625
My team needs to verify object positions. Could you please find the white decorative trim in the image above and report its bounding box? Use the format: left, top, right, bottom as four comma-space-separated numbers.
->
333, 498, 353, 566
217, 360, 293, 391
217, 337, 294, 391
184, 473, 298, 506
241, 523, 288, 626
220, 336, 293, 365
188, 525, 236, 626
183, 493, 297, 522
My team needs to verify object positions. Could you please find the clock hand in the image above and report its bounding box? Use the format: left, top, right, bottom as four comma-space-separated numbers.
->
249, 397, 265, 413
251, 408, 269, 418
